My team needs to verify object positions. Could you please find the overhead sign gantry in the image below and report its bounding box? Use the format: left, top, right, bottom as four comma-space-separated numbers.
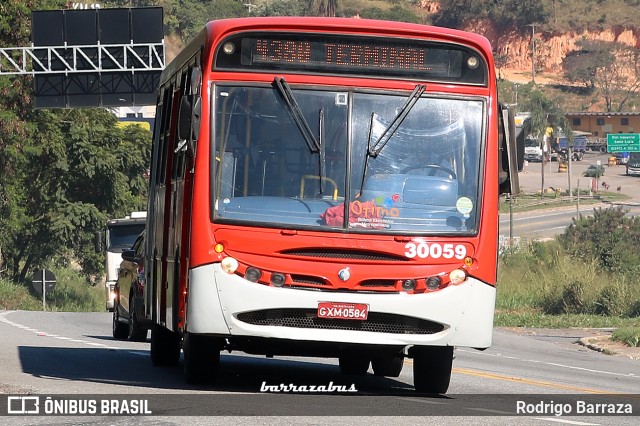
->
0, 7, 164, 108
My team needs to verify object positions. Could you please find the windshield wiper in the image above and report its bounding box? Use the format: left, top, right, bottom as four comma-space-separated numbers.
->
273, 77, 321, 153
369, 84, 426, 157
273, 77, 328, 195
359, 84, 425, 195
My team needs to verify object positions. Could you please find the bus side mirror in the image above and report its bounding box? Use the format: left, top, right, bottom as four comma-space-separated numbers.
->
192, 97, 201, 139
178, 95, 192, 142
121, 249, 141, 264
498, 104, 524, 195
178, 95, 200, 158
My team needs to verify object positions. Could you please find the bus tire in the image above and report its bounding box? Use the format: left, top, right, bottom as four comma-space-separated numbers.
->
338, 351, 370, 375
183, 332, 221, 384
411, 346, 453, 394
371, 355, 404, 377
150, 323, 180, 366
112, 299, 128, 340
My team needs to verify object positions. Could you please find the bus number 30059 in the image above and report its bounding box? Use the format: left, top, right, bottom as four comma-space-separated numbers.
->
404, 242, 467, 259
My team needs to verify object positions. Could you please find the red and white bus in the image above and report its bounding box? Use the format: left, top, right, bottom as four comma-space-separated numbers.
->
144, 16, 521, 394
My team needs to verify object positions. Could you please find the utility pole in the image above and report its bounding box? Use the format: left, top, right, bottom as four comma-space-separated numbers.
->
526, 23, 537, 83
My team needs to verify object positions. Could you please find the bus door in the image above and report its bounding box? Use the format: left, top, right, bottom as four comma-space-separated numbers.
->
167, 62, 201, 330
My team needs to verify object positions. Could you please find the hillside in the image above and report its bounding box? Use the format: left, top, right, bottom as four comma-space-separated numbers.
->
464, 22, 640, 85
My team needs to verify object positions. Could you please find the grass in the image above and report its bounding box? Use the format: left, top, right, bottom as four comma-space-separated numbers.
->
611, 327, 640, 348
496, 239, 640, 347
0, 267, 103, 312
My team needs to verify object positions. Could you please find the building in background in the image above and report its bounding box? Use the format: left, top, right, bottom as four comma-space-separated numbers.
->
566, 112, 639, 137
114, 105, 155, 131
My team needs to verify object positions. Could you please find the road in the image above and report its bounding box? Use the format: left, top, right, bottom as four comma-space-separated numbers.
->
499, 203, 640, 241
0, 310, 638, 424
500, 151, 640, 241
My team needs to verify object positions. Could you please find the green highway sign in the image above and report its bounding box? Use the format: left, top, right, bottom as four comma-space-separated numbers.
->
607, 133, 640, 152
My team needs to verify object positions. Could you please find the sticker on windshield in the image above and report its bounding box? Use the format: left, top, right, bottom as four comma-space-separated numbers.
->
335, 93, 348, 106
456, 197, 473, 217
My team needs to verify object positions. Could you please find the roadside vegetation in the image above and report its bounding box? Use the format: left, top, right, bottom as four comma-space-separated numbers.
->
0, 267, 102, 312
497, 207, 640, 347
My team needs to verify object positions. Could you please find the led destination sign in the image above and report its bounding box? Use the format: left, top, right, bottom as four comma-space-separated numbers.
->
215, 33, 487, 84
251, 39, 450, 73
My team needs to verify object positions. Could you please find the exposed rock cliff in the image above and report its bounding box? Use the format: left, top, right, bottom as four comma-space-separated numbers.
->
464, 22, 639, 82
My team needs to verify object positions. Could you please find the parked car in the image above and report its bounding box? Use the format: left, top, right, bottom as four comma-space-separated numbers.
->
112, 231, 149, 341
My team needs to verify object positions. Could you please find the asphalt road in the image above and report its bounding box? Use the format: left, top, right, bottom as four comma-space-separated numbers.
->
0, 310, 638, 425
499, 151, 640, 241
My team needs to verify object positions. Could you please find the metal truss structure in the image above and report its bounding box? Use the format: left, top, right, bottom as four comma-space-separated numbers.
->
0, 42, 165, 75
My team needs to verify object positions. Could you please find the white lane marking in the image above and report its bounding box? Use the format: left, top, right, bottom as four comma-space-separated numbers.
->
466, 407, 513, 414
0, 311, 121, 351
457, 348, 637, 378
535, 418, 599, 425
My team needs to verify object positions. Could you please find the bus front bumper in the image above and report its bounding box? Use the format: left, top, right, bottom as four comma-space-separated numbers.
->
187, 263, 496, 349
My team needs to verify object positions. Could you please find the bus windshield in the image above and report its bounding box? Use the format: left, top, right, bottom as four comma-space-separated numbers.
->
106, 224, 145, 252
213, 85, 483, 234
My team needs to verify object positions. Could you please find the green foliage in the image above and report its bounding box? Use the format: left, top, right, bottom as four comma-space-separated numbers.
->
498, 239, 640, 320
562, 39, 640, 112
540, 280, 589, 315
44, 267, 103, 312
433, 0, 547, 33
611, 327, 640, 347
0, 278, 41, 310
594, 285, 628, 317
359, 6, 421, 23
0, 6, 152, 284
559, 207, 640, 275
0, 267, 102, 312
1, 106, 151, 282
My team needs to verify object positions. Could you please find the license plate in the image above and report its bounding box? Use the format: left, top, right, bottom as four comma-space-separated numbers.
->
317, 302, 369, 321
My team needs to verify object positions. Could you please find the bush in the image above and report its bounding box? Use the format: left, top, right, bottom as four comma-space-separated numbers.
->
540, 280, 590, 315
627, 300, 640, 318
611, 327, 640, 347
594, 285, 628, 317
559, 207, 640, 275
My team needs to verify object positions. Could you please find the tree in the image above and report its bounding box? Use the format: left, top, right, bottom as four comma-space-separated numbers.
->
307, 0, 338, 16
562, 39, 640, 112
0, 2, 152, 282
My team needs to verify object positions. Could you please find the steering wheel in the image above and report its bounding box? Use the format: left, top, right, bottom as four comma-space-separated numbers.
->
401, 164, 456, 179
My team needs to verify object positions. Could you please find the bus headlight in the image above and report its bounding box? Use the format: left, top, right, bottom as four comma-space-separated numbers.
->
449, 269, 467, 285
221, 257, 239, 274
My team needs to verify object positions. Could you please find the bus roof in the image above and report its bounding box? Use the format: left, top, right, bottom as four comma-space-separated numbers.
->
205, 17, 492, 52
163, 17, 494, 85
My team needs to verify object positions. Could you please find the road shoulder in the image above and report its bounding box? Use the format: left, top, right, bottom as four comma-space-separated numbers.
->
497, 327, 640, 361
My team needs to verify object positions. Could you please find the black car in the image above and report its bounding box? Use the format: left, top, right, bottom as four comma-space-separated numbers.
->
112, 231, 149, 341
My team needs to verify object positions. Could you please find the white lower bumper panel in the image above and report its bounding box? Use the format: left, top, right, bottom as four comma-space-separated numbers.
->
187, 263, 495, 348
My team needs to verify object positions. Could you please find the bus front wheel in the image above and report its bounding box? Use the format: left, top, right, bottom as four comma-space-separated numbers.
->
371, 355, 404, 377
183, 332, 222, 384
411, 346, 454, 394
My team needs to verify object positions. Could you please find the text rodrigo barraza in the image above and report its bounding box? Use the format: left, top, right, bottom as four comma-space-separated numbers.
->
517, 400, 633, 416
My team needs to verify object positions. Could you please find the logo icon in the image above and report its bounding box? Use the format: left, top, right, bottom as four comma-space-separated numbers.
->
7, 396, 40, 414
338, 267, 351, 281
